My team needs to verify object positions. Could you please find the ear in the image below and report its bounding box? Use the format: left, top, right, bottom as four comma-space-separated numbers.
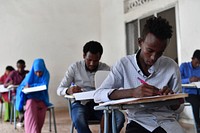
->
83, 53, 86, 59
138, 37, 143, 47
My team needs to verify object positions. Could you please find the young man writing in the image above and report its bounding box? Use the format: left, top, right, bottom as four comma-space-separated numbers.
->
94, 17, 184, 133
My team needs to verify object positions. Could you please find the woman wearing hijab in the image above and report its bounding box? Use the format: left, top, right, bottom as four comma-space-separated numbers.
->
15, 58, 52, 133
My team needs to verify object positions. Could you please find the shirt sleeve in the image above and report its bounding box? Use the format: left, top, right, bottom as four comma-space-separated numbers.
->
180, 63, 190, 84
57, 65, 75, 96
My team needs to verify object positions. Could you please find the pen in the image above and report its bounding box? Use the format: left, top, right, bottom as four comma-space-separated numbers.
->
137, 77, 161, 95
137, 77, 148, 85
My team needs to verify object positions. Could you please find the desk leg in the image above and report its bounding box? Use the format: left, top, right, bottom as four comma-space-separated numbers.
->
104, 110, 109, 133
112, 109, 117, 133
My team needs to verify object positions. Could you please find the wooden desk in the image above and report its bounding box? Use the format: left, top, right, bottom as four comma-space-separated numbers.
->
94, 93, 188, 133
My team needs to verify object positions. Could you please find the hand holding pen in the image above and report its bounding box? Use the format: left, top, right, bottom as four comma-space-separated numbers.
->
67, 83, 82, 94
136, 77, 160, 96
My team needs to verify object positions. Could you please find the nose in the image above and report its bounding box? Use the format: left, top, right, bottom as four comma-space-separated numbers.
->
89, 61, 94, 66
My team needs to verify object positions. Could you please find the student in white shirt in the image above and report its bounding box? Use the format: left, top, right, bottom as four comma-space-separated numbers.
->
94, 17, 184, 133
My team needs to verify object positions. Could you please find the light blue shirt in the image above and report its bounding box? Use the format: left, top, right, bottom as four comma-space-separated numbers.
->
180, 62, 200, 94
94, 53, 183, 132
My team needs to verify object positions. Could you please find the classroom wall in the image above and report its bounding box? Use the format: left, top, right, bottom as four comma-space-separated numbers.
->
178, 0, 200, 63
100, 0, 126, 65
0, 0, 101, 108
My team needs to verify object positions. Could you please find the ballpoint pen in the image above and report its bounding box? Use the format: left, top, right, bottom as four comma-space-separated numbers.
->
137, 77, 161, 95
137, 77, 148, 85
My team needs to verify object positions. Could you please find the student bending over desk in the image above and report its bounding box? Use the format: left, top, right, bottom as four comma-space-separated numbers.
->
0, 66, 15, 121
94, 17, 185, 133
4, 59, 29, 124
57, 41, 125, 133
180, 49, 200, 128
16, 58, 52, 133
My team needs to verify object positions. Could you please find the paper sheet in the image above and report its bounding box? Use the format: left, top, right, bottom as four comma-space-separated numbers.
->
0, 85, 9, 93
73, 90, 95, 100
22, 85, 47, 94
98, 93, 188, 106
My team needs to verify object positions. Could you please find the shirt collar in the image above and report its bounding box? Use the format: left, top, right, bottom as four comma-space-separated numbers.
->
134, 49, 159, 77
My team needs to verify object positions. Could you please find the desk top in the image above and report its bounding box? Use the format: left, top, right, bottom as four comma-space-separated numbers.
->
97, 93, 188, 107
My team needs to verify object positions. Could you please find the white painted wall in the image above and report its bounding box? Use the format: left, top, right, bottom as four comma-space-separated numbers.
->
100, 0, 126, 65
0, 0, 101, 108
178, 0, 200, 63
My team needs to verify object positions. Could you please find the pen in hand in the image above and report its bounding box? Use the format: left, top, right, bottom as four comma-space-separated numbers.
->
137, 77, 161, 95
137, 77, 148, 85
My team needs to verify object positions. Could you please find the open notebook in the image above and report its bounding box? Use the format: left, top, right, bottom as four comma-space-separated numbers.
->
22, 85, 47, 94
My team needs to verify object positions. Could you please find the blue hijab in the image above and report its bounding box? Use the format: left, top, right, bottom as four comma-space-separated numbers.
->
16, 58, 51, 111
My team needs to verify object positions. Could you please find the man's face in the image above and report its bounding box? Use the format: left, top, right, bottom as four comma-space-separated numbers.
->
139, 33, 168, 67
84, 51, 101, 72
17, 63, 25, 73
191, 58, 200, 68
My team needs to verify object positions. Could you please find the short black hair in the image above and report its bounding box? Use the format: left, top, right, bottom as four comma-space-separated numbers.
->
83, 41, 103, 56
141, 16, 173, 40
192, 49, 200, 60
6, 66, 15, 71
17, 59, 25, 65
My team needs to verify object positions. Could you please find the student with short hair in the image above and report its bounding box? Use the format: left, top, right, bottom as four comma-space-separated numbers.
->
180, 49, 200, 127
94, 17, 184, 133
3, 59, 29, 125
0, 65, 15, 121
57, 41, 125, 133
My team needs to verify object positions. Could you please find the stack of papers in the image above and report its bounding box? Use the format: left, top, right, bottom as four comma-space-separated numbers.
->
22, 85, 47, 94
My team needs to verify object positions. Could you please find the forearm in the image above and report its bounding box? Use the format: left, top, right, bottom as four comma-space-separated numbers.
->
109, 89, 134, 100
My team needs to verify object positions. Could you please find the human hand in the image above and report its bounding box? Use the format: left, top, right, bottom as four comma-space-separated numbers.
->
67, 85, 82, 94
24, 84, 29, 88
189, 76, 200, 82
159, 86, 174, 95
132, 84, 160, 98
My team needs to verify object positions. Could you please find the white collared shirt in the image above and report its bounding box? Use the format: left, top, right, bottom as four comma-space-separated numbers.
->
94, 53, 184, 133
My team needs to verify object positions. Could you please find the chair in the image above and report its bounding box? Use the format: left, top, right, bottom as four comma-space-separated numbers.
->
0, 95, 3, 120
67, 71, 110, 133
95, 71, 110, 88
47, 105, 57, 133
10, 98, 57, 133
178, 102, 197, 133
67, 99, 101, 133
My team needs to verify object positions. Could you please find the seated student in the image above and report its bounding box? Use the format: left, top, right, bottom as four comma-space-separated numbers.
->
0, 66, 15, 84
0, 66, 15, 121
57, 41, 125, 133
94, 17, 185, 133
16, 58, 52, 133
4, 59, 29, 125
4, 59, 29, 87
180, 49, 200, 128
